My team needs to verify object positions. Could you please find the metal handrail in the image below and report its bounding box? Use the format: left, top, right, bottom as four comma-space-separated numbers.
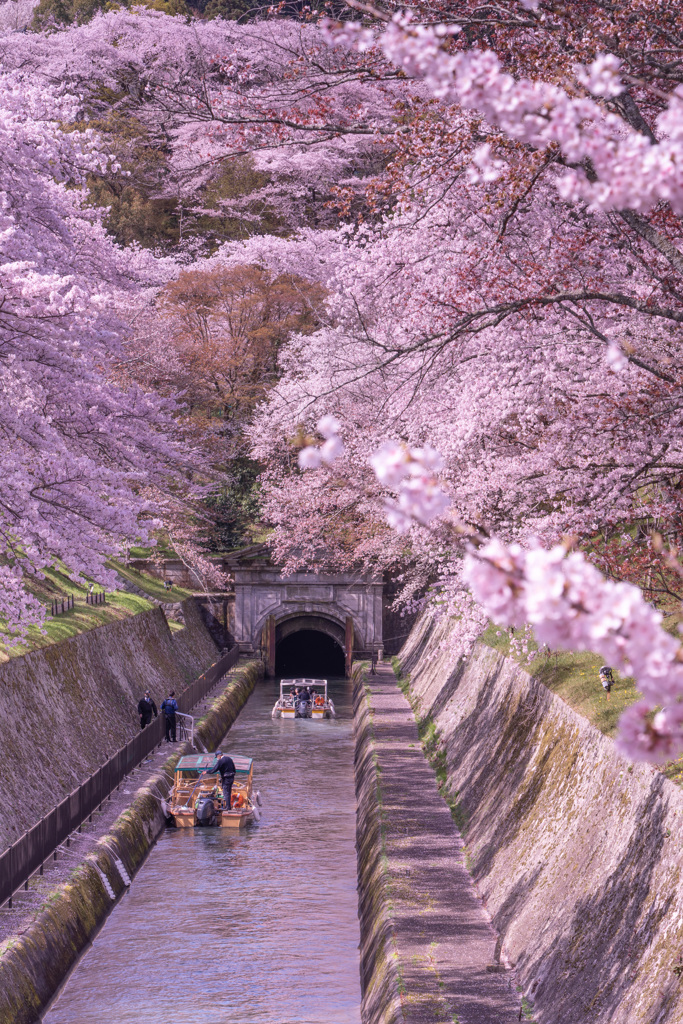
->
175, 711, 194, 748
0, 645, 240, 908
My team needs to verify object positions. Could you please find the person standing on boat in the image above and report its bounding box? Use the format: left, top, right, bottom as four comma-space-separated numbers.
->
202, 751, 236, 809
161, 690, 178, 743
137, 690, 158, 730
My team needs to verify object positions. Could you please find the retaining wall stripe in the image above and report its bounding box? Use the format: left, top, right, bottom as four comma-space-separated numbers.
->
355, 664, 520, 1024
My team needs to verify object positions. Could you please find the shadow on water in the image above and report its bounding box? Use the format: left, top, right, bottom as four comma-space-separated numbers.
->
43, 677, 361, 1024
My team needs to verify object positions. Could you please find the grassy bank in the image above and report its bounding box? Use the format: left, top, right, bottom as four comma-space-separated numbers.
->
109, 560, 194, 603
0, 561, 194, 662
480, 623, 640, 739
479, 624, 683, 786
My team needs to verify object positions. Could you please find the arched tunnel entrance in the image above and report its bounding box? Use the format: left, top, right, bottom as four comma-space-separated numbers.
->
272, 614, 348, 678
275, 629, 346, 678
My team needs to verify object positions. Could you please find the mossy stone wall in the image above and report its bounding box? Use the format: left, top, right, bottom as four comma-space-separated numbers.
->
0, 599, 218, 847
399, 610, 683, 1024
352, 665, 405, 1024
0, 660, 261, 1024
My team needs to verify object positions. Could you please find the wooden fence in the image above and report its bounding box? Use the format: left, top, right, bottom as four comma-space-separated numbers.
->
50, 595, 75, 616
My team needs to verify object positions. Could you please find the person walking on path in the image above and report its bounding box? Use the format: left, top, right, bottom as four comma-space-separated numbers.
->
161, 690, 178, 742
202, 751, 236, 809
599, 665, 615, 699
137, 690, 158, 730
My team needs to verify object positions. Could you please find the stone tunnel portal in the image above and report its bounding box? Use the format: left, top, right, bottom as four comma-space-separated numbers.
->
233, 561, 384, 677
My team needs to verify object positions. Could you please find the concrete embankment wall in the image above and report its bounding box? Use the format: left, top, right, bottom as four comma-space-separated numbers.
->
398, 610, 683, 1024
0, 660, 261, 1024
353, 667, 404, 1024
0, 599, 218, 847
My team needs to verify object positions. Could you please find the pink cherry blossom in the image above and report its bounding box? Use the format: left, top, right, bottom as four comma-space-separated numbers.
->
298, 446, 323, 470
318, 415, 342, 440
321, 435, 344, 465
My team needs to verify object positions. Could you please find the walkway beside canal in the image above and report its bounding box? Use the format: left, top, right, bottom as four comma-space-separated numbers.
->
357, 664, 521, 1024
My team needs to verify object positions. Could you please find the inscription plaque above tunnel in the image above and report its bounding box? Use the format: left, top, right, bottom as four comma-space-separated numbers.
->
230, 549, 383, 676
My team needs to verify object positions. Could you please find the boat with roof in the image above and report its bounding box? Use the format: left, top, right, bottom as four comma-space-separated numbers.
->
166, 753, 261, 829
271, 678, 336, 720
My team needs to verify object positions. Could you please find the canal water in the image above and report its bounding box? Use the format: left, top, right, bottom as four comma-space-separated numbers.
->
43, 677, 361, 1024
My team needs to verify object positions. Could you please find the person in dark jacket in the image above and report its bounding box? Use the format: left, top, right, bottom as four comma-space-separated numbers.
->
137, 690, 158, 730
161, 691, 178, 742
202, 751, 236, 808
599, 665, 615, 699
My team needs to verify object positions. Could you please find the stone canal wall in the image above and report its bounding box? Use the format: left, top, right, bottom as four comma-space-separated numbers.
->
398, 610, 683, 1024
0, 599, 219, 847
353, 662, 520, 1024
0, 660, 261, 1024
353, 667, 404, 1024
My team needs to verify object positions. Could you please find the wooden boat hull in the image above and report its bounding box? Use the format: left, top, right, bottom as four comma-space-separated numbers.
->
219, 809, 254, 829
174, 809, 198, 828
171, 808, 254, 828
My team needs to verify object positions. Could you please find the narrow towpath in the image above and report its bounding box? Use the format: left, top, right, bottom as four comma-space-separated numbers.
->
0, 667, 241, 945
365, 663, 520, 1024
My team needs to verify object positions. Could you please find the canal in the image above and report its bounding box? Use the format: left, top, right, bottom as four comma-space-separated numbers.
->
43, 676, 361, 1024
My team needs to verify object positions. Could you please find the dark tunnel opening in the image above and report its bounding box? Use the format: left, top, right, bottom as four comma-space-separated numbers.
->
275, 629, 346, 678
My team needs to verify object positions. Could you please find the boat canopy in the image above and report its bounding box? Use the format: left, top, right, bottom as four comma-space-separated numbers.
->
279, 678, 327, 698
175, 754, 253, 777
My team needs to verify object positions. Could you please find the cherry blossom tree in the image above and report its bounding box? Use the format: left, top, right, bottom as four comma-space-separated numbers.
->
0, 0, 37, 32
0, 67, 193, 632
244, 4, 683, 760
5, 4, 683, 760
0, 10, 405, 233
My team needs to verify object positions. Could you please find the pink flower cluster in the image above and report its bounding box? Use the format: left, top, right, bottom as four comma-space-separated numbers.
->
370, 442, 451, 533
298, 415, 344, 469
465, 539, 683, 762
333, 15, 683, 215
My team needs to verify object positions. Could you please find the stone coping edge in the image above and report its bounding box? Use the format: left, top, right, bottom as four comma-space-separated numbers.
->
353, 663, 405, 1024
0, 659, 262, 1024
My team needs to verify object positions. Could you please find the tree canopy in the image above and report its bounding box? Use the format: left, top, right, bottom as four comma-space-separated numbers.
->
3, 1, 683, 759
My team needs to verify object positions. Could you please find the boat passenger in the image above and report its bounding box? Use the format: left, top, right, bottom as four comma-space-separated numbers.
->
299, 686, 311, 702
201, 751, 236, 809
